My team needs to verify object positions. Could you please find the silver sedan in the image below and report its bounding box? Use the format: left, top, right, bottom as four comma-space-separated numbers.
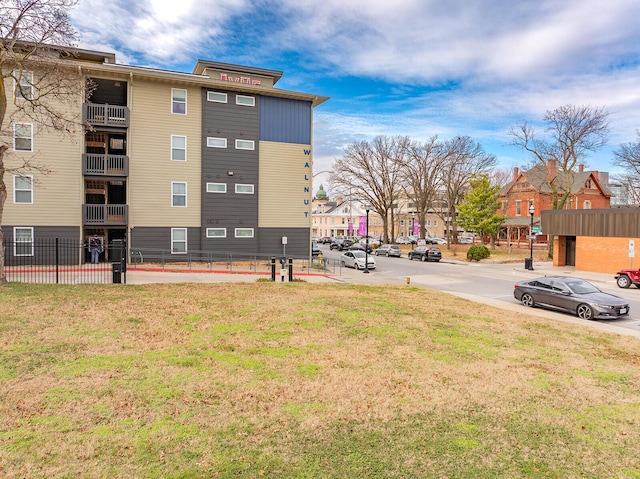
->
514, 276, 629, 320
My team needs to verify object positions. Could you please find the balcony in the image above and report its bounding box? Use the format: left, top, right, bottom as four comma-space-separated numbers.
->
83, 103, 129, 127
83, 154, 129, 176
83, 204, 128, 226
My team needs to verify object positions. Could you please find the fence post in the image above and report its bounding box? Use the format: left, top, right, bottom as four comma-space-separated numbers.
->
55, 237, 60, 284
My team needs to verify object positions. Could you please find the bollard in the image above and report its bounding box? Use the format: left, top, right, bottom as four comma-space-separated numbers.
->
280, 268, 286, 282
271, 256, 276, 281
288, 257, 293, 282
406, 277, 410, 285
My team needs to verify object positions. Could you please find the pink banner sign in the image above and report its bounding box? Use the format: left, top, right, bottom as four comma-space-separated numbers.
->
358, 215, 367, 236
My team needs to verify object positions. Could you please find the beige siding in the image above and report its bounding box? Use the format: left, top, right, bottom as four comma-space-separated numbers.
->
259, 141, 312, 228
128, 79, 201, 227
3, 72, 84, 227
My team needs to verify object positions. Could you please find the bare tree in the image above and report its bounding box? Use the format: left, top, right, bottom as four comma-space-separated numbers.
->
510, 105, 610, 211
609, 173, 640, 205
489, 166, 516, 189
439, 136, 497, 246
0, 0, 80, 283
510, 104, 609, 257
329, 135, 410, 243
612, 131, 640, 193
400, 136, 447, 240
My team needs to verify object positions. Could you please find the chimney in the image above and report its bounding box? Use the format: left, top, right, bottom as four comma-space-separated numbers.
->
548, 160, 557, 178
513, 167, 519, 181
578, 164, 584, 173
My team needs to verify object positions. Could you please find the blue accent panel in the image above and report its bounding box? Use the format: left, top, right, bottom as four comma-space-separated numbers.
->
260, 96, 311, 144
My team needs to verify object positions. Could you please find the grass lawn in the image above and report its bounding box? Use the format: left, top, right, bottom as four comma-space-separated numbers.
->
1, 282, 639, 478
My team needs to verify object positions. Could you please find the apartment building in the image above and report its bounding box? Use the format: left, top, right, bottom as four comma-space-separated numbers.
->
3, 45, 328, 262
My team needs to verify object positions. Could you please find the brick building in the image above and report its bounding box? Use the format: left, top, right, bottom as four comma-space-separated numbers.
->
498, 161, 613, 245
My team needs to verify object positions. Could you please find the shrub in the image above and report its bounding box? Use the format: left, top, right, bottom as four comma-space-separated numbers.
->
467, 244, 490, 261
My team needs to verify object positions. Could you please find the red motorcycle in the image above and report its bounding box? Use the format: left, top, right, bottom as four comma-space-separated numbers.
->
615, 268, 640, 288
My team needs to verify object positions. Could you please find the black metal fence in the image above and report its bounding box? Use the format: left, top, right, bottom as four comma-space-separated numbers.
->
2, 238, 126, 284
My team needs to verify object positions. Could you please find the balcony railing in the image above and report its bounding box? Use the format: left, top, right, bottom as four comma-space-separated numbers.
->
83, 153, 129, 176
83, 204, 128, 226
83, 103, 129, 127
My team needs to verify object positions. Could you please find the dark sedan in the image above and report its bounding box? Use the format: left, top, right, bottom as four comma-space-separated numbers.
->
514, 276, 630, 320
407, 246, 441, 262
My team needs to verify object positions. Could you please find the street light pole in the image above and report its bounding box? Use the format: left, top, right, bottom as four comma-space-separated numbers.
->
528, 203, 535, 271
364, 209, 370, 273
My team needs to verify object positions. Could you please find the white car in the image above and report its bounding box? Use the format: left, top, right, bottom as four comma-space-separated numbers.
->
341, 250, 376, 270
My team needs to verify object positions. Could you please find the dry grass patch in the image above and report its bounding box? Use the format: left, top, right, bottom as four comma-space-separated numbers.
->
1, 282, 639, 478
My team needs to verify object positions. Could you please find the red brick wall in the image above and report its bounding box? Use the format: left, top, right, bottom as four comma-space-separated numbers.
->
576, 236, 637, 273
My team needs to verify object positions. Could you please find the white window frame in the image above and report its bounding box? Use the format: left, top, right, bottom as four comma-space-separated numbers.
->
235, 228, 254, 238
206, 183, 227, 193
171, 228, 187, 254
14, 227, 34, 257
14, 123, 33, 152
171, 182, 187, 207
171, 88, 187, 115
171, 135, 187, 161
14, 175, 33, 204
236, 95, 255, 106
235, 183, 255, 194
206, 228, 227, 238
14, 70, 34, 100
207, 91, 227, 103
207, 137, 227, 148
235, 139, 255, 150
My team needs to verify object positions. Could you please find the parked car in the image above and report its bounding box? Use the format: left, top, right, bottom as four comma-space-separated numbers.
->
375, 244, 402, 257
408, 235, 419, 244
311, 242, 321, 256
514, 276, 630, 320
614, 268, 640, 288
407, 246, 442, 262
318, 236, 333, 244
348, 243, 373, 254
459, 237, 473, 244
395, 236, 410, 244
340, 250, 376, 270
330, 238, 353, 251
359, 236, 381, 247
433, 237, 447, 245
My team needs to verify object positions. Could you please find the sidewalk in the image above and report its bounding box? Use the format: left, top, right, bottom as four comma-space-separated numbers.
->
124, 259, 616, 287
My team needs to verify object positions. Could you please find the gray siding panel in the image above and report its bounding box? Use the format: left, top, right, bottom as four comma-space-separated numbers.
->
260, 96, 311, 145
131, 227, 202, 260
201, 88, 260, 252
258, 227, 310, 257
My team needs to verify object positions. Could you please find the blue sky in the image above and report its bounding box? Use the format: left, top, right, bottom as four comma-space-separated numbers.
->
70, 0, 640, 192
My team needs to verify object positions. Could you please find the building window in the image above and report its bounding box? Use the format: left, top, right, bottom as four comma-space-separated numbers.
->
14, 175, 33, 204
206, 183, 227, 193
583, 200, 591, 209
14, 227, 34, 256
235, 139, 255, 150
433, 220, 438, 227
206, 228, 226, 238
171, 228, 187, 254
14, 123, 33, 151
235, 184, 254, 194
172, 182, 187, 207
207, 137, 227, 148
502, 200, 507, 214
236, 95, 255, 106
235, 228, 254, 238
171, 88, 187, 114
207, 91, 227, 103
14, 70, 33, 100
171, 135, 186, 161
515, 200, 522, 216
